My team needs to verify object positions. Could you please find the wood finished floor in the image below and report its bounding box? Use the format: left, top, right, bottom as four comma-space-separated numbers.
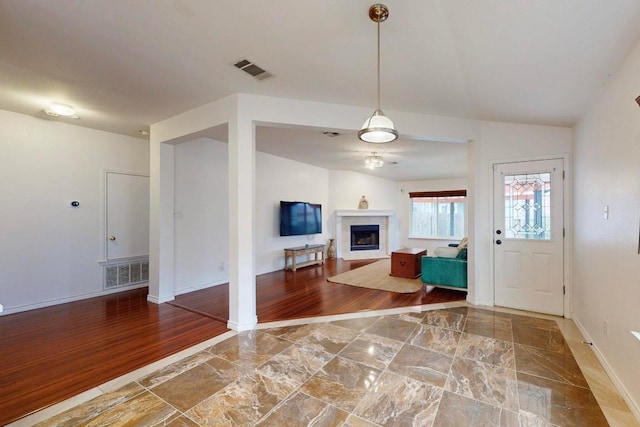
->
171, 258, 465, 323
0, 258, 465, 425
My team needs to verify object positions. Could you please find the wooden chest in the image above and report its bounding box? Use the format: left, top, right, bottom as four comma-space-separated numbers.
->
390, 248, 427, 279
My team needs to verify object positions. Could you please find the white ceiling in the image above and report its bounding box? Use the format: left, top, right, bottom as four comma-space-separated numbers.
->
2, 0, 640, 181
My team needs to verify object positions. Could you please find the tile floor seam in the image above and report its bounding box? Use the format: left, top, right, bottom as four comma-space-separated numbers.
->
252, 382, 301, 425
510, 329, 523, 418
27, 306, 624, 427
142, 387, 187, 422
254, 334, 352, 424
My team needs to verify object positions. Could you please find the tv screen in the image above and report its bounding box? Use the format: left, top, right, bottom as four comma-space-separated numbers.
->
280, 201, 322, 236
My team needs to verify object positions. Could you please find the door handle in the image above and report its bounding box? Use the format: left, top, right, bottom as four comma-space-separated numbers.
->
108, 236, 117, 241
496, 230, 502, 235
496, 239, 502, 245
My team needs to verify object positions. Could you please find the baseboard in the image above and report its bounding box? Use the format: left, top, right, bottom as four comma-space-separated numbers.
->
573, 317, 640, 422
0, 283, 148, 316
174, 279, 227, 296
146, 294, 175, 304
465, 294, 493, 307
227, 316, 258, 331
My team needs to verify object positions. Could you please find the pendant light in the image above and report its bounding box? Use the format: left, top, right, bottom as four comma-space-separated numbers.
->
365, 152, 384, 169
358, 4, 398, 144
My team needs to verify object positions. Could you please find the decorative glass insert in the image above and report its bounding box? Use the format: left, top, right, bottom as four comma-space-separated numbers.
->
503, 172, 551, 239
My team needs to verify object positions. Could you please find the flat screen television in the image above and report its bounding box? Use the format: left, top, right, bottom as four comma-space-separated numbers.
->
279, 201, 322, 236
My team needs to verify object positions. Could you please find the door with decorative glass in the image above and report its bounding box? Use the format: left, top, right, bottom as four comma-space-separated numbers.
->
493, 159, 564, 315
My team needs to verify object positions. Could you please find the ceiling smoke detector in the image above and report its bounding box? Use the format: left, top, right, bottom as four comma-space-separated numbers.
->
233, 58, 273, 81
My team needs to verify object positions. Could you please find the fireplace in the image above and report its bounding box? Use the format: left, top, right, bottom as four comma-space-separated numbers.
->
350, 225, 380, 251
335, 209, 394, 260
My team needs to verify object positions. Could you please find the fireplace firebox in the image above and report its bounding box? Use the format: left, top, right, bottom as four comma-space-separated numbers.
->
350, 224, 380, 251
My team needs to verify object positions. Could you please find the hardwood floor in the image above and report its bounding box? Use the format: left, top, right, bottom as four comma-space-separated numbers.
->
0, 258, 465, 425
171, 258, 465, 322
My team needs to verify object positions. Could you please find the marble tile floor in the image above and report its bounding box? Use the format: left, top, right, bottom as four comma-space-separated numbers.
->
16, 303, 639, 427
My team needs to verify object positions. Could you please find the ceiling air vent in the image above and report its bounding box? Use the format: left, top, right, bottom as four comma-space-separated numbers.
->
233, 58, 273, 81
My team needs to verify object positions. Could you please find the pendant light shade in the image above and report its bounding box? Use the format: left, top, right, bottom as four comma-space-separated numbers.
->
359, 109, 398, 143
358, 4, 398, 144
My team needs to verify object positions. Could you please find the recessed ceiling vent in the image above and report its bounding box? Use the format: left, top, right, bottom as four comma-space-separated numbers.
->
233, 58, 273, 81
322, 131, 341, 137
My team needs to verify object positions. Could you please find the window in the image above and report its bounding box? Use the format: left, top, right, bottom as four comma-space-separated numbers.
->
409, 190, 466, 238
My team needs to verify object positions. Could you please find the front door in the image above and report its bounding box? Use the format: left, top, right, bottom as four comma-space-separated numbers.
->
493, 159, 564, 316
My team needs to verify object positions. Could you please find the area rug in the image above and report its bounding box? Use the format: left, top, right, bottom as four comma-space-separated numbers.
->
327, 259, 423, 293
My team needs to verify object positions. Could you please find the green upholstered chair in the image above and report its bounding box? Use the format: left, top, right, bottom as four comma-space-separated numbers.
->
421, 247, 467, 290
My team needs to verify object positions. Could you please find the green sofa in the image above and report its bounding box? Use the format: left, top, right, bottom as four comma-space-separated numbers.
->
421, 247, 467, 290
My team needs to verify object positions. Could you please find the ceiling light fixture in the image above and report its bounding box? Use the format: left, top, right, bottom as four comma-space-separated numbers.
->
45, 102, 79, 119
358, 4, 398, 144
365, 152, 384, 169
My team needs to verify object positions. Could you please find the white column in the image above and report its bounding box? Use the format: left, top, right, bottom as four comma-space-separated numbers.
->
227, 113, 257, 331
148, 138, 176, 304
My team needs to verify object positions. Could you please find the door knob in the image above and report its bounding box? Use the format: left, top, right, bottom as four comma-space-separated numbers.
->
496, 230, 502, 235
496, 239, 502, 245
108, 236, 117, 241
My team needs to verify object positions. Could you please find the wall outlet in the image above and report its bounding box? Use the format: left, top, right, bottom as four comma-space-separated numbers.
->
603, 320, 609, 336
219, 262, 225, 271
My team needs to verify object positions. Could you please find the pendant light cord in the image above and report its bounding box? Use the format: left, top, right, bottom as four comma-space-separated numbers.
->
376, 12, 381, 111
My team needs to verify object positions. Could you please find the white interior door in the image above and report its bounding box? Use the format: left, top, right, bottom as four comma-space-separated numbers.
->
493, 159, 564, 316
106, 172, 149, 260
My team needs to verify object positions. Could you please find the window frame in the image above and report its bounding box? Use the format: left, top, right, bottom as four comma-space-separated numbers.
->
408, 190, 467, 239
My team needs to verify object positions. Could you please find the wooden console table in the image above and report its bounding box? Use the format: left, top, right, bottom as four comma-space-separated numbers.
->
284, 244, 326, 271
390, 247, 427, 278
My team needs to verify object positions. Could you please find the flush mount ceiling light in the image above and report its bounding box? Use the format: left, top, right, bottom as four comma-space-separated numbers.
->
365, 152, 384, 169
358, 4, 398, 144
45, 102, 79, 119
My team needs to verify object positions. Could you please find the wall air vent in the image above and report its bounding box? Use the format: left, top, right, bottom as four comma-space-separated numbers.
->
233, 58, 273, 81
102, 257, 149, 290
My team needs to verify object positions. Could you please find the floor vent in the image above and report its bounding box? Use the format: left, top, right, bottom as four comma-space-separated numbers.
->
104, 259, 149, 290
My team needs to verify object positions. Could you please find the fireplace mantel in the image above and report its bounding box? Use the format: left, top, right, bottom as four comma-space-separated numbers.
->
335, 209, 394, 217
334, 210, 395, 260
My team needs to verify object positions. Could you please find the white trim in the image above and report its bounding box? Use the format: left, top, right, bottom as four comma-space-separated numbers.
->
489, 153, 572, 318
227, 317, 258, 331
103, 170, 150, 262
573, 317, 640, 422
146, 294, 174, 304
0, 284, 148, 316
466, 294, 493, 307
98, 255, 149, 266
336, 209, 394, 217
174, 279, 227, 296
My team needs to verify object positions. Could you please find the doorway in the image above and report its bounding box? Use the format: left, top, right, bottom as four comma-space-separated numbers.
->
493, 158, 564, 316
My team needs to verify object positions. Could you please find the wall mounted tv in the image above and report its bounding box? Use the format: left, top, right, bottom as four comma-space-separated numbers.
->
280, 201, 322, 236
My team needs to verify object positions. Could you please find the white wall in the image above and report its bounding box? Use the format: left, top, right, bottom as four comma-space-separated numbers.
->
174, 138, 229, 294
398, 178, 469, 253
256, 152, 329, 274
172, 145, 402, 286
469, 121, 572, 307
573, 39, 640, 416
328, 170, 400, 250
0, 110, 149, 314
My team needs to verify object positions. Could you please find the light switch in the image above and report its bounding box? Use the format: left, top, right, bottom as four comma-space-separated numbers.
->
603, 205, 609, 220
